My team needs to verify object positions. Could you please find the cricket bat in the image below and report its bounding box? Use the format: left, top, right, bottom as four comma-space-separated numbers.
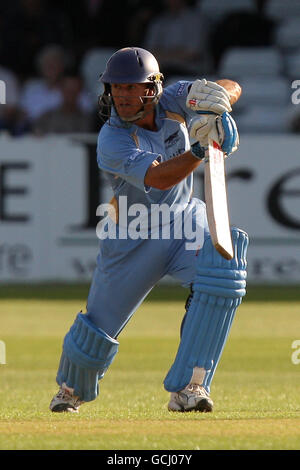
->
205, 79, 242, 260
205, 127, 233, 260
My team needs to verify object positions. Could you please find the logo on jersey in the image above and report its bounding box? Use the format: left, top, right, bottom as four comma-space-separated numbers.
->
165, 130, 180, 148
124, 150, 142, 173
176, 82, 186, 97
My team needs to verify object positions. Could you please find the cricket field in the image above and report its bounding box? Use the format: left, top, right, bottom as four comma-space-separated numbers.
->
0, 283, 300, 451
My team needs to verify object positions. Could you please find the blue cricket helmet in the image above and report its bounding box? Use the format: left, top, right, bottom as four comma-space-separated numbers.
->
98, 47, 164, 123
100, 47, 163, 85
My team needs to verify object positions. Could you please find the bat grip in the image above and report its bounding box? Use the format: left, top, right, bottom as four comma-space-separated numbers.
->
196, 110, 217, 115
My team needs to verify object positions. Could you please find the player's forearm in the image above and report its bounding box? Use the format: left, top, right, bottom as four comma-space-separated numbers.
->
144, 151, 201, 190
144, 79, 241, 191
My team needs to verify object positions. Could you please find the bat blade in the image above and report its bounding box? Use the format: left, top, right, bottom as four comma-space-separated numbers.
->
205, 137, 233, 260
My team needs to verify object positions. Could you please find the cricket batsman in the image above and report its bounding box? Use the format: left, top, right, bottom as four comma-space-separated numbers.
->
50, 47, 248, 413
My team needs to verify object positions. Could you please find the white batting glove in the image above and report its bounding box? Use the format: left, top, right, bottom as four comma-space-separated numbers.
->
186, 79, 232, 114
189, 112, 239, 156
189, 114, 221, 148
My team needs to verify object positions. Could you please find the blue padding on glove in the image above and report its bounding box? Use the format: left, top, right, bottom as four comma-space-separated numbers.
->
196, 110, 239, 156
220, 111, 238, 156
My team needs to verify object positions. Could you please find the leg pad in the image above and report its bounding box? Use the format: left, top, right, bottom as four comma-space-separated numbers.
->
164, 228, 248, 393
56, 313, 119, 402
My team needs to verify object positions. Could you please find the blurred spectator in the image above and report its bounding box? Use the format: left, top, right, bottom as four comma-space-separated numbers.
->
143, 0, 212, 78
20, 45, 67, 121
0, 65, 31, 136
125, 0, 165, 46
210, 0, 276, 71
20, 45, 93, 123
59, 0, 134, 60
33, 75, 93, 135
0, 0, 72, 80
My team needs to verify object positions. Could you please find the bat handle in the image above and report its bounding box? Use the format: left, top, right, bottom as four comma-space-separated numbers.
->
196, 110, 217, 116
195, 111, 220, 146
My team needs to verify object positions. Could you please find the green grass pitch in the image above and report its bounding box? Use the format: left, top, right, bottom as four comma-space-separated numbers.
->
0, 283, 300, 450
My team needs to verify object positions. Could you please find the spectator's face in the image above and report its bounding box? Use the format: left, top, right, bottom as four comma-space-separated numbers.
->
41, 54, 64, 83
62, 78, 81, 108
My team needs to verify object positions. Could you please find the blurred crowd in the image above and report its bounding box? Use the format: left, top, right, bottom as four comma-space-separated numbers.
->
0, 0, 299, 136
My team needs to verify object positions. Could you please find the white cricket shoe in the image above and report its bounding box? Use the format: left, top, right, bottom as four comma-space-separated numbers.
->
49, 383, 84, 413
168, 384, 213, 412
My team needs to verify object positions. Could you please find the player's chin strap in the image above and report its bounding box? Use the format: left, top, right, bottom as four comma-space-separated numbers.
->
120, 104, 149, 122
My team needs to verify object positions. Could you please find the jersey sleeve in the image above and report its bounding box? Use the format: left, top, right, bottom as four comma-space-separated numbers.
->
160, 81, 197, 125
97, 126, 160, 192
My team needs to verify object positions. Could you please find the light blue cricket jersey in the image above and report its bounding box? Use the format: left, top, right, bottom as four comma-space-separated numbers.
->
97, 81, 198, 228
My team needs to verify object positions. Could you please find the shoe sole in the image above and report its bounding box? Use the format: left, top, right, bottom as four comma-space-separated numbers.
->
168, 398, 213, 413
195, 398, 213, 412
50, 403, 79, 413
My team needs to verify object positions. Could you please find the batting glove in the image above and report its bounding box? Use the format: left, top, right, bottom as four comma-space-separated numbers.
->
189, 112, 239, 157
186, 79, 232, 115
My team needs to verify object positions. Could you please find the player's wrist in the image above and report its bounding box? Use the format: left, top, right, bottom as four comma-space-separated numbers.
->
190, 142, 206, 160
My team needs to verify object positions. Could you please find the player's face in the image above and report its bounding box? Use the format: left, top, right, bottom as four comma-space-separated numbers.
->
111, 83, 154, 120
